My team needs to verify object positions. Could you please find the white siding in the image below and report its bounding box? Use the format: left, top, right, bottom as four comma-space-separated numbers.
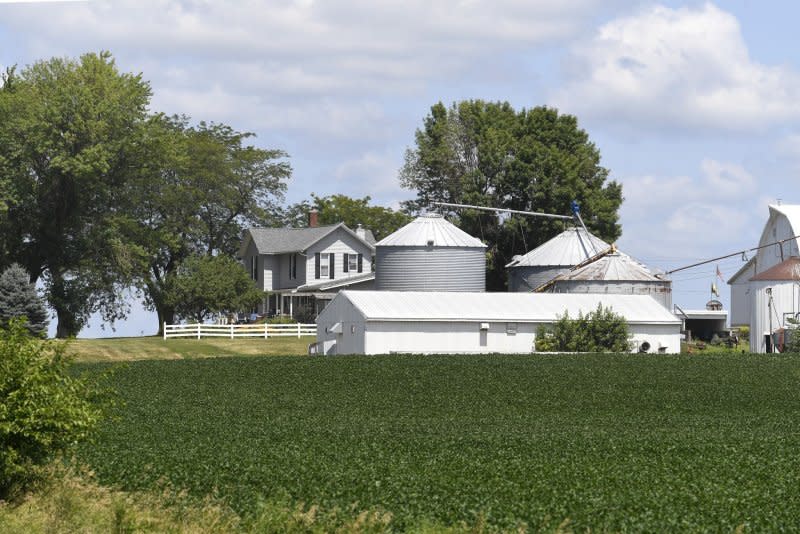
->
275, 253, 306, 289
749, 280, 800, 352
315, 294, 366, 355
755, 209, 800, 275
305, 229, 373, 285
263, 255, 279, 291
628, 324, 681, 353
729, 206, 800, 328
316, 292, 682, 355
355, 320, 680, 355
730, 277, 752, 326
364, 321, 537, 354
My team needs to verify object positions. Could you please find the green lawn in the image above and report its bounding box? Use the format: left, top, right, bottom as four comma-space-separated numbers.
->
73, 353, 800, 531
64, 335, 312, 362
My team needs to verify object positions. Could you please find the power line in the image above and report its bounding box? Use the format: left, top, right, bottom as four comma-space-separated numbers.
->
666, 235, 800, 275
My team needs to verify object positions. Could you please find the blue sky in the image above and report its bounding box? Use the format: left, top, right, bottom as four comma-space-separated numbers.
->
1, 0, 797, 337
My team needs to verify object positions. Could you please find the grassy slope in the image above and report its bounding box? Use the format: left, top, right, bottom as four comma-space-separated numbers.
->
73, 353, 800, 532
65, 336, 312, 362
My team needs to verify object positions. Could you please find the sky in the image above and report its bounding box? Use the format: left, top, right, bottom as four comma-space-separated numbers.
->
1, 0, 798, 337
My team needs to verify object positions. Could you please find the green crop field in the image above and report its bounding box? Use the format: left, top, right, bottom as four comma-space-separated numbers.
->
74, 353, 800, 531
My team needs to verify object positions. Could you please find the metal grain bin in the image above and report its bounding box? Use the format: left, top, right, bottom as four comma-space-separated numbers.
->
506, 228, 609, 292
545, 252, 672, 309
375, 214, 487, 291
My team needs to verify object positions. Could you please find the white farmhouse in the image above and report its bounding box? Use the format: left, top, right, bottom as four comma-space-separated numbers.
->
239, 215, 375, 318
315, 291, 681, 355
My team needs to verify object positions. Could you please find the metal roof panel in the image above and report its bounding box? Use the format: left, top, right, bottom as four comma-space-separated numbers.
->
506, 228, 610, 268
376, 214, 486, 248
336, 291, 680, 325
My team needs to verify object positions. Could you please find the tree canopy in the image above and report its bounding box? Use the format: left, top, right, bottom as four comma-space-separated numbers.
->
0, 53, 290, 337
285, 194, 411, 241
167, 254, 263, 324
126, 115, 290, 333
400, 101, 623, 290
0, 52, 151, 337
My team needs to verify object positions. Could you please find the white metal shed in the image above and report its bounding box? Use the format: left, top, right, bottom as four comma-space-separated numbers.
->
315, 291, 681, 355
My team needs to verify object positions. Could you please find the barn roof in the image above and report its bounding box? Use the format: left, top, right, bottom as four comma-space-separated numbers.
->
332, 290, 680, 325
750, 257, 800, 281
769, 204, 800, 238
376, 214, 486, 248
505, 227, 609, 268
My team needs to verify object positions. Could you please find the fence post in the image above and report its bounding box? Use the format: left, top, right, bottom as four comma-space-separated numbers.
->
197, 324, 201, 340
297, 322, 301, 338
230, 324, 234, 339
163, 322, 166, 340
264, 323, 268, 339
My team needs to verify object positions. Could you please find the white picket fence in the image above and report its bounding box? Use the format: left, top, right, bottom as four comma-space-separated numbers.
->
163, 322, 316, 339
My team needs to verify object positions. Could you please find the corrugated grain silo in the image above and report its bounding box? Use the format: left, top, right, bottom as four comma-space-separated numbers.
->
506, 227, 609, 292
375, 213, 487, 291
542, 249, 672, 309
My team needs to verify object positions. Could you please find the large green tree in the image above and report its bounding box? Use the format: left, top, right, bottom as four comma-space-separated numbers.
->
166, 254, 263, 323
285, 194, 411, 241
127, 115, 290, 333
0, 52, 151, 337
400, 101, 623, 290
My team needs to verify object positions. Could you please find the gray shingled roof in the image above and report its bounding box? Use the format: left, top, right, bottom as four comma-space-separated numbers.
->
240, 223, 376, 256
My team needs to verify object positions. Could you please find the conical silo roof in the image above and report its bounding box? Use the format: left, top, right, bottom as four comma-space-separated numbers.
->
376, 213, 486, 248
505, 227, 609, 268
557, 252, 662, 282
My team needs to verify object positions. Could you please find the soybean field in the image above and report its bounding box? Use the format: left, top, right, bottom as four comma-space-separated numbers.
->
75, 354, 800, 531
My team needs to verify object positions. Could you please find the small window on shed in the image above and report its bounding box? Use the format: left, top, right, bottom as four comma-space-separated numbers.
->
351, 325, 356, 334
506, 322, 517, 335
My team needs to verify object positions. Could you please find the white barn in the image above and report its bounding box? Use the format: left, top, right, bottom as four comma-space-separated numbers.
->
748, 258, 800, 353
315, 291, 681, 355
728, 203, 800, 326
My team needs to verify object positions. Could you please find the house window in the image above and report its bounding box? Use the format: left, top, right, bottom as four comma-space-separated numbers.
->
320, 253, 331, 278
250, 256, 257, 280
315, 252, 335, 279
348, 254, 358, 273
289, 253, 297, 280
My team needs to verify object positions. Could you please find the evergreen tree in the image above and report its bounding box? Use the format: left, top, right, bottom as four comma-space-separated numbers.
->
0, 263, 49, 337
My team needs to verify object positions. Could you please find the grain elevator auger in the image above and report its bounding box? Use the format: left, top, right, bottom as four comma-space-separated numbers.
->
431, 200, 599, 257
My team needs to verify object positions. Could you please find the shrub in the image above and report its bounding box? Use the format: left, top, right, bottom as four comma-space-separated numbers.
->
0, 264, 49, 337
293, 303, 316, 324
536, 304, 630, 353
0, 319, 103, 499
784, 329, 800, 354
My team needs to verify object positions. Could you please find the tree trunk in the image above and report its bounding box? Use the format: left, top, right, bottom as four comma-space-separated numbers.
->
54, 305, 82, 339
49, 272, 87, 338
156, 304, 175, 336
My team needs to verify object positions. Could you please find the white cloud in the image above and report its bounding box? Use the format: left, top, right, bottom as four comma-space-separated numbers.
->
334, 150, 410, 202
617, 159, 762, 264
0, 0, 634, 145
552, 3, 800, 132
